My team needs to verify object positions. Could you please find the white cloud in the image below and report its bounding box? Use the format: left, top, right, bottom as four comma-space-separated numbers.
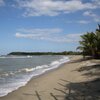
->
66, 20, 90, 24
18, 28, 62, 34
76, 20, 90, 24
14, 0, 99, 16
92, 0, 100, 6
15, 32, 40, 38
83, 11, 96, 17
83, 11, 100, 22
15, 28, 82, 43
0, 0, 4, 6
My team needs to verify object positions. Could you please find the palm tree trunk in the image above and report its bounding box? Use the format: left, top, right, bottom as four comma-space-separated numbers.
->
91, 48, 95, 58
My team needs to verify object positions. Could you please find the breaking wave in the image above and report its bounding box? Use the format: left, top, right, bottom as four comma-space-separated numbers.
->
0, 56, 70, 97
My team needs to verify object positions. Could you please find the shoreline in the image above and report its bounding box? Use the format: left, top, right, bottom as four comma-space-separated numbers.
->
0, 55, 69, 97
0, 55, 89, 100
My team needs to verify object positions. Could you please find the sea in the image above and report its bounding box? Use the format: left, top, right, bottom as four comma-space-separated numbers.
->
0, 55, 70, 97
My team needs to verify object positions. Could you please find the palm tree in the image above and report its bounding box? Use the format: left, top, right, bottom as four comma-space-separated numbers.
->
77, 24, 100, 59
95, 25, 100, 58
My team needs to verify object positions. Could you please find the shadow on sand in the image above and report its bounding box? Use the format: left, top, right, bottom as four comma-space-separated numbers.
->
22, 58, 100, 100
60, 78, 100, 100
61, 60, 100, 100
53, 59, 100, 100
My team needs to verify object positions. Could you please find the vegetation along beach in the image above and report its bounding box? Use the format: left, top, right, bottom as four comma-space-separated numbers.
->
0, 0, 100, 100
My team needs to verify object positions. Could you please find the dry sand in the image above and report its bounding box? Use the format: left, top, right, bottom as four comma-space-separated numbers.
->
0, 55, 95, 100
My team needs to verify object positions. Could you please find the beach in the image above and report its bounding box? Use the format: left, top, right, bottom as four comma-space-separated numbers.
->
0, 55, 99, 100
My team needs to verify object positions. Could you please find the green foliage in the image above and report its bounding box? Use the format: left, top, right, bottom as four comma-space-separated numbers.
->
77, 24, 100, 59
8, 51, 81, 56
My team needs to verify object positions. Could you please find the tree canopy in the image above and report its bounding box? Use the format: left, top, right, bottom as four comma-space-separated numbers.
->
77, 24, 100, 59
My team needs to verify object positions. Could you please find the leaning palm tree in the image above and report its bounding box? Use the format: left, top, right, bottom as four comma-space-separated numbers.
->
95, 25, 100, 58
77, 32, 96, 57
77, 24, 100, 59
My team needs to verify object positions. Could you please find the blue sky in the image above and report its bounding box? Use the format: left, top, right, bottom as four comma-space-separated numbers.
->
0, 0, 100, 55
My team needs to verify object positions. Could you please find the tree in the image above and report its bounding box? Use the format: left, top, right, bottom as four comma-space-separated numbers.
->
95, 24, 100, 58
77, 24, 100, 59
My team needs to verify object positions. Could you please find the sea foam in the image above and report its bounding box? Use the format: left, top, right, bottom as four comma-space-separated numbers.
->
0, 56, 70, 97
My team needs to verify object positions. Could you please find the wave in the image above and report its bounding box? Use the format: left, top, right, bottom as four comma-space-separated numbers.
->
0, 56, 70, 97
0, 56, 69, 78
19, 56, 69, 73
0, 73, 9, 77
0, 56, 33, 59
19, 68, 35, 72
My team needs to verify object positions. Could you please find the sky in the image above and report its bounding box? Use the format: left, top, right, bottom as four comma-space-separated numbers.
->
0, 0, 100, 55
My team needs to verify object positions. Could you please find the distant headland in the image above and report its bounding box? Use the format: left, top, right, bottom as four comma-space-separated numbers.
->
8, 51, 81, 56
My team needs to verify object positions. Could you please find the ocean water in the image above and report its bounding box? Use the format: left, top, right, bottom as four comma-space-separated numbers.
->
0, 55, 70, 97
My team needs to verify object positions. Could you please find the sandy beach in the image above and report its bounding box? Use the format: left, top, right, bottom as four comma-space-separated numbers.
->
0, 55, 99, 100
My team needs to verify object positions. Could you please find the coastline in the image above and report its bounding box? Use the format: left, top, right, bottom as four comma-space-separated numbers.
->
0, 55, 90, 100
